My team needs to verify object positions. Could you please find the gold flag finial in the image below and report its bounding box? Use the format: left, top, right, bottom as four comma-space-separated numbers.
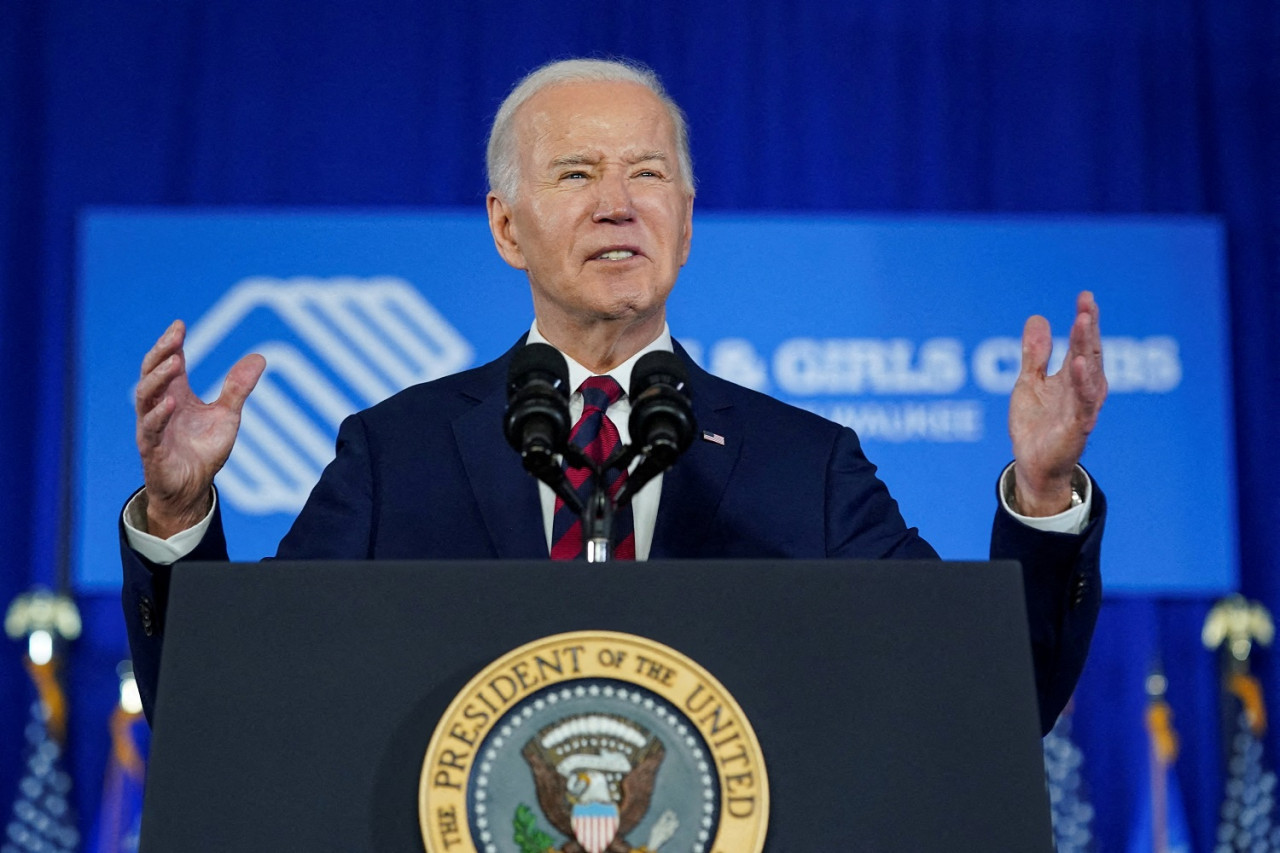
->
1202, 595, 1274, 662
5, 588, 81, 665
6, 589, 81, 744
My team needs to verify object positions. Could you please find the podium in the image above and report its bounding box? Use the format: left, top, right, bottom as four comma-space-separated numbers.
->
140, 559, 1054, 852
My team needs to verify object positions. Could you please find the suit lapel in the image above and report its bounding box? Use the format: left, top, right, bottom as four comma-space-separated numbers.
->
452, 340, 549, 559
649, 343, 743, 559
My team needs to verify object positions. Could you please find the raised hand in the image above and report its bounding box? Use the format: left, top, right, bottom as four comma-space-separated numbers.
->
1009, 291, 1107, 516
134, 320, 265, 538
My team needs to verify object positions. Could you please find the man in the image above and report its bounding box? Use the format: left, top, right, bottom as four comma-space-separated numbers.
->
123, 59, 1107, 730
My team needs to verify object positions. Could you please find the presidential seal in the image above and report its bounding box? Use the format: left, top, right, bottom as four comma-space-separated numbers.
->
419, 631, 769, 853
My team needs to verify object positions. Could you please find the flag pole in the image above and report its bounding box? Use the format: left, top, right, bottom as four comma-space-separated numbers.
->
1143, 663, 1177, 853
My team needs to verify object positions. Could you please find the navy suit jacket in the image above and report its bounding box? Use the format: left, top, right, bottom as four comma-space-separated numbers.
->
123, 339, 1104, 731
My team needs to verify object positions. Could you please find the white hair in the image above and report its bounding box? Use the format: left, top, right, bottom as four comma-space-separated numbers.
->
486, 58, 695, 201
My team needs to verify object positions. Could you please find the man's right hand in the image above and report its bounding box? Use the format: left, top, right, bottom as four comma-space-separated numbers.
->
134, 320, 265, 539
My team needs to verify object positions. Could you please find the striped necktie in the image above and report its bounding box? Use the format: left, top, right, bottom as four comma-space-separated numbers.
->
550, 375, 636, 560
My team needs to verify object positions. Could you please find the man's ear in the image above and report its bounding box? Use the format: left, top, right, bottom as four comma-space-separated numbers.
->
487, 193, 527, 271
678, 194, 694, 266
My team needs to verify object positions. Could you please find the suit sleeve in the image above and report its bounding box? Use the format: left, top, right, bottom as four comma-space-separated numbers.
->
119, 413, 378, 722
993, 475, 1105, 734
119, 488, 230, 725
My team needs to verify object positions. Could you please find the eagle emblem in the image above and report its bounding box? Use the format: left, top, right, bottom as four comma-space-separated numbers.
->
522, 713, 678, 853
419, 634, 769, 853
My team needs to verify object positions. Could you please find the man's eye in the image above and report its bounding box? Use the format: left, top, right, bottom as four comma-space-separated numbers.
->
561, 171, 588, 180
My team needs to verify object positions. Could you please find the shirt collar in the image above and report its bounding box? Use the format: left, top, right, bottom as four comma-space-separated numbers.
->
526, 321, 674, 397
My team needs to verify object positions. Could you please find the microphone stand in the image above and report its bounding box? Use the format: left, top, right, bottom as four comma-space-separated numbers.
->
538, 444, 618, 563
520, 437, 621, 563
578, 443, 628, 563
580, 441, 664, 564
531, 437, 691, 563
581, 486, 616, 563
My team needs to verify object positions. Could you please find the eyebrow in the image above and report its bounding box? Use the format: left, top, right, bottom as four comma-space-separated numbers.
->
627, 150, 668, 165
548, 151, 669, 169
550, 154, 598, 169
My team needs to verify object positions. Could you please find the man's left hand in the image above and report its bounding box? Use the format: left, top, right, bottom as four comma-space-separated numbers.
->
1009, 291, 1108, 517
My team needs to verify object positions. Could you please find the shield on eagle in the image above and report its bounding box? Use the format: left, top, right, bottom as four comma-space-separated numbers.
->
570, 800, 620, 853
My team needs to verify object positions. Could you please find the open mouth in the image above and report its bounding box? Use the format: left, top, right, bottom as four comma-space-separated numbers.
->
591, 248, 640, 261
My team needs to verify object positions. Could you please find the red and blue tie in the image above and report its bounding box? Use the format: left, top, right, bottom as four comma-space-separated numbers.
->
550, 375, 636, 560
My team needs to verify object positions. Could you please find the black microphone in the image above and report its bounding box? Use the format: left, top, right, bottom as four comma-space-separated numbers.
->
615, 351, 696, 507
504, 343, 573, 483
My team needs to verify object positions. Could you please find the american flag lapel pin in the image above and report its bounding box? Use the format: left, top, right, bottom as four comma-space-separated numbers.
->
702, 430, 726, 446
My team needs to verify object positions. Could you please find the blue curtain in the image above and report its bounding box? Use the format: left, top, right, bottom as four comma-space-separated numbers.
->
3, 1, 1277, 848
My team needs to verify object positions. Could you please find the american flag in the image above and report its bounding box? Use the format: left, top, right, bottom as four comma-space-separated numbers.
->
701, 430, 725, 446
1127, 670, 1192, 853
2, 661, 79, 853
1213, 672, 1280, 852
1043, 702, 1096, 852
1203, 596, 1280, 852
88, 665, 148, 853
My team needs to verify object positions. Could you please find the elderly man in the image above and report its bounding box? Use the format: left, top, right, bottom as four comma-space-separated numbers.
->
122, 59, 1107, 729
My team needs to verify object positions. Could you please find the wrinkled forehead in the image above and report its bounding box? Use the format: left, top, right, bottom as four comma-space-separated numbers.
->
512, 81, 679, 168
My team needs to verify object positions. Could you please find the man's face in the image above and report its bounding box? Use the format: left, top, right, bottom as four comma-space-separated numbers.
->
487, 80, 694, 339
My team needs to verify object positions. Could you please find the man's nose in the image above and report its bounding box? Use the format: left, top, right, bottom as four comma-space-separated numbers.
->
592, 173, 635, 223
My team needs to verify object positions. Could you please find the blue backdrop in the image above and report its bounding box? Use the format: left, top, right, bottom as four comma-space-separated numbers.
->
76, 211, 1234, 594
3, 2, 1278, 850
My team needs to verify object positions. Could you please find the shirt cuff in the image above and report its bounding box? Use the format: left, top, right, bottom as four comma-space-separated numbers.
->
123, 488, 217, 565
998, 463, 1091, 535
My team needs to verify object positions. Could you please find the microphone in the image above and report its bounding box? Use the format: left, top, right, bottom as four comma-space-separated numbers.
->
504, 344, 579, 510
614, 351, 696, 507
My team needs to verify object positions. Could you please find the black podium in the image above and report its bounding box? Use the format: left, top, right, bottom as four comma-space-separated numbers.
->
140, 559, 1053, 852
